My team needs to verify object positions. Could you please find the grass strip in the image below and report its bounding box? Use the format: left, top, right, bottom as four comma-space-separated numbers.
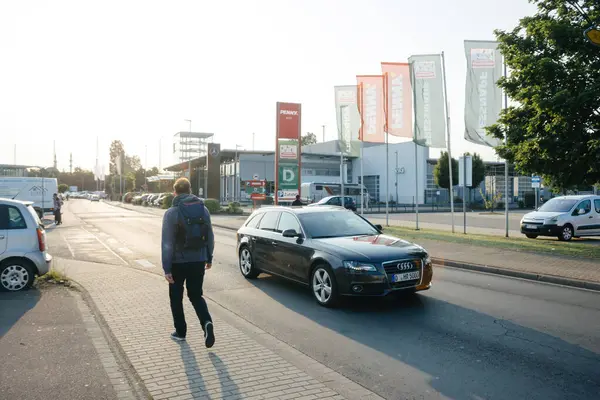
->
383, 226, 600, 260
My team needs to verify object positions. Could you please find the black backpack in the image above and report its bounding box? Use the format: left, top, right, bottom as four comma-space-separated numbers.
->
176, 200, 210, 250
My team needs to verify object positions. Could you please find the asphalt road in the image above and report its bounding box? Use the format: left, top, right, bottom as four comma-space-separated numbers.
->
46, 199, 600, 400
0, 284, 117, 400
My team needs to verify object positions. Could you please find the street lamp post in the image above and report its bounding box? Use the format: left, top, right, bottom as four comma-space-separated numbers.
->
234, 144, 243, 202
184, 119, 192, 180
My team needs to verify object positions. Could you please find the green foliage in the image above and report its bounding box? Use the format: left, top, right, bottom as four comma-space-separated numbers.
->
58, 184, 69, 193
433, 151, 458, 190
301, 132, 318, 147
226, 201, 243, 214
467, 152, 486, 188
488, 0, 600, 190
479, 188, 504, 211
518, 200, 525, 208
162, 194, 174, 209
204, 198, 221, 214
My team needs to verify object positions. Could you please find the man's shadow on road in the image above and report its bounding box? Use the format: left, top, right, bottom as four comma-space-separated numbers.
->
177, 341, 240, 399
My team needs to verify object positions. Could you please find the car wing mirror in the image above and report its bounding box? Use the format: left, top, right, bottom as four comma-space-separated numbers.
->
375, 224, 383, 231
282, 229, 301, 238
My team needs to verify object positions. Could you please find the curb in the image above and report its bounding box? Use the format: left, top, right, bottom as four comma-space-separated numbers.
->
432, 258, 600, 292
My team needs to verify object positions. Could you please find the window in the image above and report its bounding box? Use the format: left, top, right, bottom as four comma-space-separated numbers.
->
0, 205, 27, 230
328, 197, 341, 206
574, 200, 592, 215
245, 213, 264, 229
258, 211, 280, 231
277, 212, 301, 234
299, 211, 378, 238
595, 199, 600, 213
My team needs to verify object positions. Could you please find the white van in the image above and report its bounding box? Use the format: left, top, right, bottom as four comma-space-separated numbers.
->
520, 195, 600, 241
0, 177, 59, 219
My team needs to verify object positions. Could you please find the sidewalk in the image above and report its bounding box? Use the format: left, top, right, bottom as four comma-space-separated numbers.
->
105, 201, 600, 287
53, 257, 382, 400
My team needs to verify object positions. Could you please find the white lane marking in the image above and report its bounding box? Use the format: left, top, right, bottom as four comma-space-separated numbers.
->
79, 225, 128, 265
118, 247, 133, 254
135, 259, 155, 268
62, 233, 76, 258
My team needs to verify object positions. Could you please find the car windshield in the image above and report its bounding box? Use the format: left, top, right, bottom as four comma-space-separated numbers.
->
538, 198, 578, 213
316, 197, 331, 204
299, 210, 379, 238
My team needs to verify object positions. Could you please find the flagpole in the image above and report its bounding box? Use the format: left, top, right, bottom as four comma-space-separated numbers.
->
504, 59, 509, 237
415, 142, 419, 230
383, 73, 390, 226
441, 51, 455, 233
360, 141, 364, 215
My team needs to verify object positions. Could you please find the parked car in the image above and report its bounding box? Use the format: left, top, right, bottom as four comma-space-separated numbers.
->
0, 199, 52, 291
236, 206, 433, 307
90, 194, 100, 202
307, 196, 357, 212
520, 195, 600, 241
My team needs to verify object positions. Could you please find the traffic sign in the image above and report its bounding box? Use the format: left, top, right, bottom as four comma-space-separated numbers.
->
531, 176, 541, 188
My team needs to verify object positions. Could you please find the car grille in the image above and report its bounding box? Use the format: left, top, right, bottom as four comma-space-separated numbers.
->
522, 221, 543, 226
382, 259, 422, 289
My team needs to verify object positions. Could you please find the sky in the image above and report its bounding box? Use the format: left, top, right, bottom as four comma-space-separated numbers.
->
0, 0, 537, 172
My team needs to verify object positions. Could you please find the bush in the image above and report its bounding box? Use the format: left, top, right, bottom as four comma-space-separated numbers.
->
453, 196, 463, 204
204, 198, 221, 214
58, 183, 69, 193
162, 194, 174, 209
497, 202, 505, 209
518, 200, 525, 208
226, 202, 243, 214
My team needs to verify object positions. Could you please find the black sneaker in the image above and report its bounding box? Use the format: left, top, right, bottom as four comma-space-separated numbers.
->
170, 332, 186, 342
204, 322, 215, 348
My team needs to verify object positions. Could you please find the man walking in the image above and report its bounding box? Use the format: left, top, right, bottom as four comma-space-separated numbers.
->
161, 177, 215, 347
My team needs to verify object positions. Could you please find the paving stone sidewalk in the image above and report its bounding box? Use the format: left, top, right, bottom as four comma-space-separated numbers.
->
53, 257, 382, 400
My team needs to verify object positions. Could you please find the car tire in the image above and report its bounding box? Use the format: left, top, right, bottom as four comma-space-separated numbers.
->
0, 260, 35, 292
311, 264, 340, 308
558, 225, 574, 242
239, 246, 260, 279
525, 234, 538, 239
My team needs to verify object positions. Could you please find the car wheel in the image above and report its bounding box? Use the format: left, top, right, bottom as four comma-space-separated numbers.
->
525, 234, 538, 239
558, 225, 574, 241
0, 260, 34, 292
239, 247, 260, 279
311, 264, 339, 308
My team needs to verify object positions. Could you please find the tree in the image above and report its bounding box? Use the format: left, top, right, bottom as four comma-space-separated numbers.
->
301, 132, 317, 147
488, 0, 600, 190
109, 140, 125, 175
58, 184, 69, 193
433, 151, 458, 190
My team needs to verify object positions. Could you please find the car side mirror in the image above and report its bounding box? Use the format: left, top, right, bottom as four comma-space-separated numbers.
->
282, 229, 301, 238
375, 224, 383, 231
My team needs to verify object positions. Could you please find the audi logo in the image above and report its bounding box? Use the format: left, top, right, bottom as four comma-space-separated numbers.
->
397, 262, 413, 271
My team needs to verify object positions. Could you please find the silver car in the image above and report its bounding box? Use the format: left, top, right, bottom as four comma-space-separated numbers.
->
520, 195, 600, 241
0, 199, 52, 291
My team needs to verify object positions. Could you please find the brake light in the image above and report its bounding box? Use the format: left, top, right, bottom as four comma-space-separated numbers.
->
36, 228, 46, 252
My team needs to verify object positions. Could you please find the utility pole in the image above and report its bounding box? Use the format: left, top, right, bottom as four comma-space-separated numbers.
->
69, 153, 73, 174
252, 133, 255, 151
144, 145, 148, 191
159, 137, 162, 171
96, 136, 99, 191
322, 125, 326, 142
395, 151, 399, 205
184, 119, 192, 180
14, 144, 16, 165
53, 141, 57, 169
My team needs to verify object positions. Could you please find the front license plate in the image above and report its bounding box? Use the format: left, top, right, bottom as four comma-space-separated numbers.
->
525, 224, 538, 229
392, 271, 420, 283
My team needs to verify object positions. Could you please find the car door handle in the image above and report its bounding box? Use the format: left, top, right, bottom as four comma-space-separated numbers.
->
0, 235, 4, 240
271, 241, 278, 246
589, 216, 594, 219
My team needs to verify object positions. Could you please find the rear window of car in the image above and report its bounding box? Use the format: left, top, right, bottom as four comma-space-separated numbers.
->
258, 211, 280, 231
0, 205, 27, 229
26, 205, 42, 227
245, 213, 264, 229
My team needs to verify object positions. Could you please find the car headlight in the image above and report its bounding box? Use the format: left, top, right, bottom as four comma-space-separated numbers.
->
424, 255, 432, 266
548, 216, 559, 223
343, 261, 377, 273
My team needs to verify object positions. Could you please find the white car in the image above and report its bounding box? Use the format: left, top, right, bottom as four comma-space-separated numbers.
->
90, 194, 100, 202
0, 199, 52, 291
520, 195, 600, 241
